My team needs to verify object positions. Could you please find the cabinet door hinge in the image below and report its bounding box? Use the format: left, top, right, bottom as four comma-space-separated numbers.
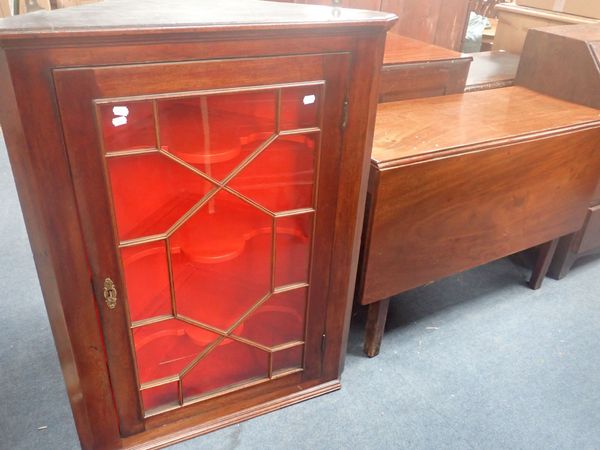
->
341, 97, 349, 130
321, 333, 327, 354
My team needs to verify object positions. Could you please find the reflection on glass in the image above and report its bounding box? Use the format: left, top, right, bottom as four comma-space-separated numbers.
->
141, 382, 179, 414
132, 319, 218, 385
182, 338, 269, 401
229, 134, 317, 212
280, 85, 321, 130
121, 242, 172, 323
99, 101, 156, 152
170, 190, 273, 331
232, 287, 307, 348
275, 213, 313, 287
272, 345, 304, 374
107, 153, 215, 241
158, 91, 276, 180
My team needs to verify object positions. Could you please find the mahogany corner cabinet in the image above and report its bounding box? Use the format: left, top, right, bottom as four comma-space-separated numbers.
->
0, 2, 396, 448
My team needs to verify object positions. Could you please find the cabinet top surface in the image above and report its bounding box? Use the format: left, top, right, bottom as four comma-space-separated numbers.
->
372, 86, 600, 167
0, 0, 396, 42
383, 33, 470, 65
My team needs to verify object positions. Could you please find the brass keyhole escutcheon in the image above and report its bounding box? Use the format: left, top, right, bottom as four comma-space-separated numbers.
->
103, 278, 117, 310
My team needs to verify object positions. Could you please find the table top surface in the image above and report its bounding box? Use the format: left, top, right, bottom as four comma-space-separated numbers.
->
372, 86, 600, 167
383, 33, 470, 65
0, 0, 396, 41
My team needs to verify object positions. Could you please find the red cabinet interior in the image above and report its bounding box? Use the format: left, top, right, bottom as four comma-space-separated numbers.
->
99, 86, 321, 415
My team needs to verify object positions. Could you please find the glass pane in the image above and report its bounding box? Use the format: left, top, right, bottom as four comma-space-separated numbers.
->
280, 85, 321, 130
121, 242, 172, 323
229, 134, 317, 212
275, 213, 313, 288
100, 85, 323, 415
141, 382, 179, 414
158, 91, 276, 181
182, 338, 269, 401
232, 287, 307, 348
107, 153, 215, 241
99, 101, 156, 152
170, 190, 273, 331
132, 319, 219, 385
272, 345, 304, 374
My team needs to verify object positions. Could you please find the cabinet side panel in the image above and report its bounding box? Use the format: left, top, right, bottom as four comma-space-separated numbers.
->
0, 49, 121, 449
321, 30, 388, 377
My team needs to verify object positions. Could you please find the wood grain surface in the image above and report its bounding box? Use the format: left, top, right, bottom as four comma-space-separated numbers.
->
0, 0, 396, 40
517, 24, 600, 277
372, 87, 600, 168
361, 126, 600, 304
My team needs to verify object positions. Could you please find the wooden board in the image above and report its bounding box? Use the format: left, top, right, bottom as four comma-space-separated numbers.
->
0, 0, 11, 17
371, 87, 600, 168
19, 0, 51, 13
516, 24, 600, 109
516, 24, 600, 277
381, 0, 471, 50
270, 0, 471, 50
494, 3, 597, 54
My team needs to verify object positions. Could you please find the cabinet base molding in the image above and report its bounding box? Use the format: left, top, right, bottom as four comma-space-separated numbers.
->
124, 380, 341, 449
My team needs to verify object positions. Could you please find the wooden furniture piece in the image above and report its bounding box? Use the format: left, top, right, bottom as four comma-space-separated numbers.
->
379, 33, 472, 102
357, 86, 600, 357
381, 0, 471, 51
18, 0, 50, 12
465, 50, 520, 92
514, 25, 600, 278
0, 1, 395, 448
272, 0, 471, 51
494, 3, 597, 54
0, 0, 10, 17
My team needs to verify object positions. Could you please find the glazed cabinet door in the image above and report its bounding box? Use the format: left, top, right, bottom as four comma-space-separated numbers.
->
53, 53, 350, 435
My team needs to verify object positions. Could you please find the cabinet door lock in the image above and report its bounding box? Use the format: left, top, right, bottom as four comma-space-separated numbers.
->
103, 278, 117, 310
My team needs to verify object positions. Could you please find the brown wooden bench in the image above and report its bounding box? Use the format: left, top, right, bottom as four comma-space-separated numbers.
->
357, 86, 600, 357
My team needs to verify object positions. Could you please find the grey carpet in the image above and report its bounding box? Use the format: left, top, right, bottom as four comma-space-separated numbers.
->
1, 130, 600, 450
